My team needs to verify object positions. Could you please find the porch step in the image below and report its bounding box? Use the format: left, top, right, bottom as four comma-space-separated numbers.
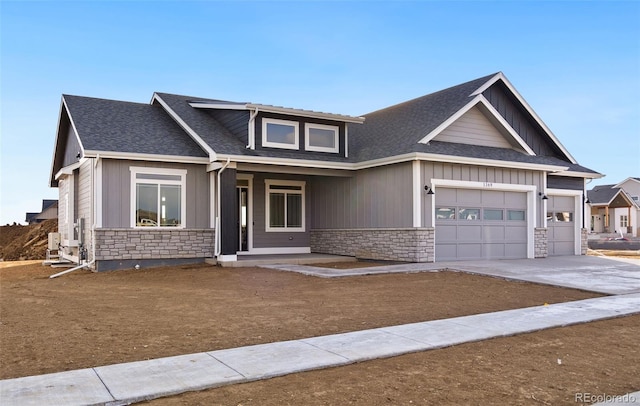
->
217, 254, 356, 268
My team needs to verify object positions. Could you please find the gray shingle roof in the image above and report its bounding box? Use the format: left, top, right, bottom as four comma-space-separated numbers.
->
63, 95, 208, 158
587, 184, 619, 204
60, 73, 600, 176
348, 74, 496, 162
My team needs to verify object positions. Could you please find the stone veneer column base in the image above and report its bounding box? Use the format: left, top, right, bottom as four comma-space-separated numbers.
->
535, 228, 548, 258
311, 228, 435, 263
581, 228, 588, 255
94, 228, 215, 271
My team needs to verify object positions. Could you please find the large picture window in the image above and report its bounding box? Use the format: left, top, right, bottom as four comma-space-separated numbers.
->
265, 179, 305, 232
130, 167, 186, 228
305, 123, 339, 153
262, 118, 299, 150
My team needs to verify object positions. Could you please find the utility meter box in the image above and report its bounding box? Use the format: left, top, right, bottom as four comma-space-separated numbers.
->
48, 233, 60, 251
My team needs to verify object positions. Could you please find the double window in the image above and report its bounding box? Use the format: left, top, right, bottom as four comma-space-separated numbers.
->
265, 180, 305, 232
130, 167, 186, 228
262, 118, 339, 153
621, 215, 629, 228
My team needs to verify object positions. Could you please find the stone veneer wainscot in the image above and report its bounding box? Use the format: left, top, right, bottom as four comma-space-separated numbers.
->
311, 228, 435, 263
95, 229, 214, 261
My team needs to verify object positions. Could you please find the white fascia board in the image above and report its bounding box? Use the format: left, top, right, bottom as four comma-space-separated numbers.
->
82, 150, 210, 165
550, 170, 604, 179
152, 93, 217, 161
50, 97, 86, 186
413, 152, 568, 173
189, 102, 247, 110
418, 94, 535, 156
476, 96, 535, 155
189, 101, 366, 124
246, 103, 365, 124
547, 188, 583, 196
614, 177, 640, 188
418, 96, 480, 144
472, 72, 577, 164
218, 151, 568, 173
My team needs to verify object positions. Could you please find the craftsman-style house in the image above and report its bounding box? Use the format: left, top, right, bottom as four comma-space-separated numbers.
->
50, 72, 601, 271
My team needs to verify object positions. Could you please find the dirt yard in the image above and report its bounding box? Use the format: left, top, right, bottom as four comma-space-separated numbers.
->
1, 261, 638, 405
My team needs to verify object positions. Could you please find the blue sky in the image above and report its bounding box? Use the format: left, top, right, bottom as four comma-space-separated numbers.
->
1, 0, 639, 225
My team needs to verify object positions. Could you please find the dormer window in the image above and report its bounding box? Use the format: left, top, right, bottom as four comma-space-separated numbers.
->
262, 118, 299, 150
306, 123, 339, 153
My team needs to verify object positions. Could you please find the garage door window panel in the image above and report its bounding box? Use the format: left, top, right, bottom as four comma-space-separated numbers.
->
458, 208, 480, 220
508, 210, 526, 221
436, 208, 456, 220
484, 209, 504, 221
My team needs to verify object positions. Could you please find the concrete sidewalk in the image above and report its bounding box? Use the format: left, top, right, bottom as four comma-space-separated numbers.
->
2, 293, 640, 406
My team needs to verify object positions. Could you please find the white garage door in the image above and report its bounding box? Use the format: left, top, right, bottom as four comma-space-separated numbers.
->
435, 188, 528, 261
547, 195, 576, 256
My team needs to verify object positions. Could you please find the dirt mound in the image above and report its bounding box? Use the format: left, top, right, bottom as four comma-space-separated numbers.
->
0, 219, 58, 261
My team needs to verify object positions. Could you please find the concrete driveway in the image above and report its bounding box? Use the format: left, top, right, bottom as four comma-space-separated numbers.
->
265, 255, 640, 295
441, 255, 640, 295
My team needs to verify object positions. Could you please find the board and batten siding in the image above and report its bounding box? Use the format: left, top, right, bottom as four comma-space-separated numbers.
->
421, 161, 545, 227
101, 159, 210, 228
250, 172, 311, 249
436, 106, 513, 149
483, 82, 562, 158
547, 175, 585, 191
310, 162, 413, 229
58, 177, 70, 241
78, 160, 93, 250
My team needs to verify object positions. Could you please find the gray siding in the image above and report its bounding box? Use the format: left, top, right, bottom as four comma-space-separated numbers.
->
101, 159, 210, 228
78, 160, 93, 252
63, 125, 82, 167
250, 173, 311, 248
58, 177, 70, 240
421, 162, 545, 227
547, 175, 584, 191
207, 110, 250, 146
311, 162, 413, 229
436, 106, 512, 149
483, 82, 563, 158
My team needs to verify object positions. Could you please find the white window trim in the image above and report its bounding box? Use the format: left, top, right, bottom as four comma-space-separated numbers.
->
262, 118, 299, 150
305, 123, 339, 153
265, 179, 305, 232
130, 166, 187, 229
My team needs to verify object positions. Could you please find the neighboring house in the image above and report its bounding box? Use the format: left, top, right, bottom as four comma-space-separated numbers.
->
25, 199, 58, 225
49, 72, 601, 271
588, 177, 640, 237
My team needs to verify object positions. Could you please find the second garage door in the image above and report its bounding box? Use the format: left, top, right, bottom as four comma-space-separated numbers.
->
435, 188, 528, 261
547, 195, 576, 256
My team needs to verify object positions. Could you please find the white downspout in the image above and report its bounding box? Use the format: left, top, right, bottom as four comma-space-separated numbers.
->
214, 158, 231, 257
246, 107, 259, 149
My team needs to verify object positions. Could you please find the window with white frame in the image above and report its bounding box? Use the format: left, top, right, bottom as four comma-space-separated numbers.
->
262, 118, 299, 150
621, 215, 629, 228
130, 167, 186, 228
305, 123, 339, 153
265, 179, 305, 232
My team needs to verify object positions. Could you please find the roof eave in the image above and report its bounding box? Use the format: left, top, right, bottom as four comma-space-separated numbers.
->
83, 150, 211, 165
188, 101, 365, 124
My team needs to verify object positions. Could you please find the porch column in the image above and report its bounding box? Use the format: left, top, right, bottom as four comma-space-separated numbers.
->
220, 167, 238, 257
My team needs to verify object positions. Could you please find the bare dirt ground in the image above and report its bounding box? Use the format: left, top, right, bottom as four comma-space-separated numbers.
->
1, 261, 638, 405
